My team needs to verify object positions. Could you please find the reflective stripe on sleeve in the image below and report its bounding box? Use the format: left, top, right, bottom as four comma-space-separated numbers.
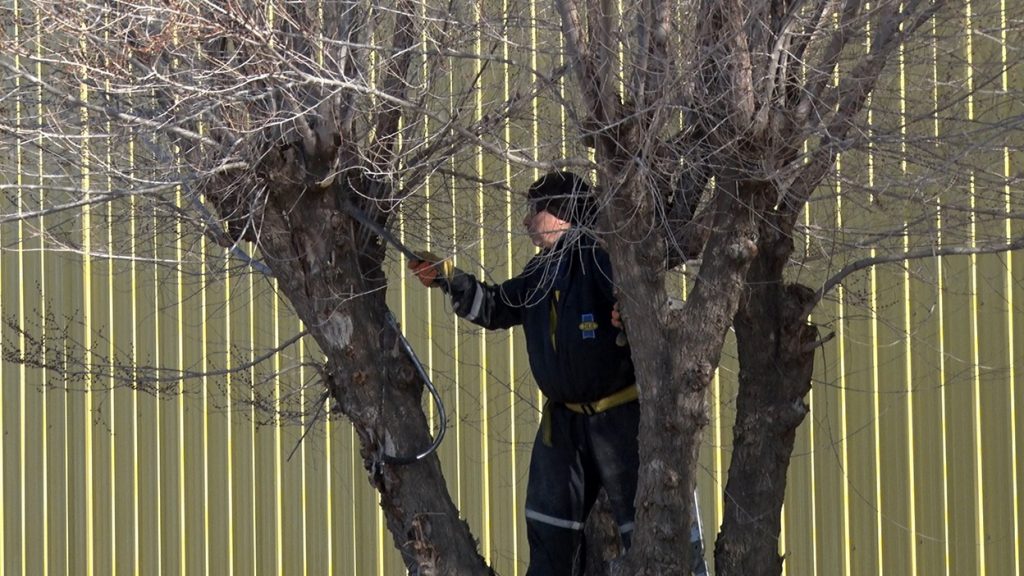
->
464, 283, 485, 321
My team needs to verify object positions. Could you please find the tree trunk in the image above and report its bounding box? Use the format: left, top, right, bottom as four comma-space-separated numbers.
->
242, 178, 492, 575
584, 492, 624, 576
605, 175, 767, 576
323, 298, 492, 576
714, 227, 817, 576
604, 227, 689, 576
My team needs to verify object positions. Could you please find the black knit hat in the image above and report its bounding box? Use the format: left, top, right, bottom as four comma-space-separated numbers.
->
527, 171, 595, 226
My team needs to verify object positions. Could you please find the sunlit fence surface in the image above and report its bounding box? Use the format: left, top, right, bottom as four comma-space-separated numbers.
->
1, 0, 1022, 574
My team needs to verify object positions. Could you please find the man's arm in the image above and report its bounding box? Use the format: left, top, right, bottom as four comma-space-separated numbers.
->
446, 271, 527, 330
409, 254, 528, 330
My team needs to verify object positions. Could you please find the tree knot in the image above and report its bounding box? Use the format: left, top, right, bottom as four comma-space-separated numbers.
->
406, 515, 439, 576
726, 238, 758, 262
686, 360, 714, 391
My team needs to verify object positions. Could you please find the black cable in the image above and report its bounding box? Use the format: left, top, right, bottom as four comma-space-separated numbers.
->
335, 190, 449, 465
378, 310, 448, 466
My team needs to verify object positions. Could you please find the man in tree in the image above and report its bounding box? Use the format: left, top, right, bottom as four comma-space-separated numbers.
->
409, 171, 706, 575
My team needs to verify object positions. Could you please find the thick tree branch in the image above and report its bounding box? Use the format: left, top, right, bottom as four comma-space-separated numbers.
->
794, 0, 864, 129
587, 0, 615, 97
370, 0, 418, 174
631, 0, 673, 109
791, 0, 837, 68
555, 0, 592, 85
557, 0, 623, 133
696, 0, 757, 132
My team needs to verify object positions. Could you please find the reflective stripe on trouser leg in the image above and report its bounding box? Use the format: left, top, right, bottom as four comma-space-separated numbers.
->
524, 405, 599, 576
618, 521, 635, 551
611, 493, 706, 575
525, 512, 586, 576
525, 509, 584, 531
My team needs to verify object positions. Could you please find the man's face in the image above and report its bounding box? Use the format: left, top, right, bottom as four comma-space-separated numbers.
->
523, 203, 569, 249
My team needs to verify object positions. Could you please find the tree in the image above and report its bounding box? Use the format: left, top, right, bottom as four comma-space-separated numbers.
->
1, 0, 1021, 575
552, 0, 1023, 573
1, 0, 545, 572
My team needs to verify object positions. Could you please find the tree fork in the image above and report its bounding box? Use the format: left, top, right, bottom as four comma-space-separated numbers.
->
608, 178, 766, 575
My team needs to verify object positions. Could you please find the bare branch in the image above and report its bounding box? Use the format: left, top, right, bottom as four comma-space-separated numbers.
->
779, 0, 945, 227
369, 0, 419, 174
812, 236, 1024, 311
0, 56, 223, 149
794, 0, 864, 128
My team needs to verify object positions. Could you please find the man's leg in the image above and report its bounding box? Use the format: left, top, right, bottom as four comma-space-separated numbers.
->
587, 401, 640, 551
525, 404, 596, 576
590, 401, 708, 574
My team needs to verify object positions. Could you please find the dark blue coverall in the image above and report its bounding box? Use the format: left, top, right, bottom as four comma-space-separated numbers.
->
445, 232, 706, 575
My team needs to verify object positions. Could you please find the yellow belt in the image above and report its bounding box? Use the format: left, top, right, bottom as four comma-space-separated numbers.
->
563, 384, 638, 415
541, 385, 639, 445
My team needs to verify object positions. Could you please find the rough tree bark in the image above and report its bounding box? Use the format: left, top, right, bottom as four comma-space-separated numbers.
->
714, 216, 818, 576
617, 176, 767, 576
191, 2, 494, 570
213, 149, 493, 573
555, 0, 947, 573
203, 0, 506, 570
712, 0, 942, 571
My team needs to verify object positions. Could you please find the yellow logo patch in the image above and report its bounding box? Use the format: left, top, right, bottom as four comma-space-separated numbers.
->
578, 321, 599, 331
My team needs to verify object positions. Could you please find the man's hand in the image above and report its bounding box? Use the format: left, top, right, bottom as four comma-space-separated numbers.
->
408, 251, 452, 287
612, 301, 629, 347
611, 301, 623, 329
